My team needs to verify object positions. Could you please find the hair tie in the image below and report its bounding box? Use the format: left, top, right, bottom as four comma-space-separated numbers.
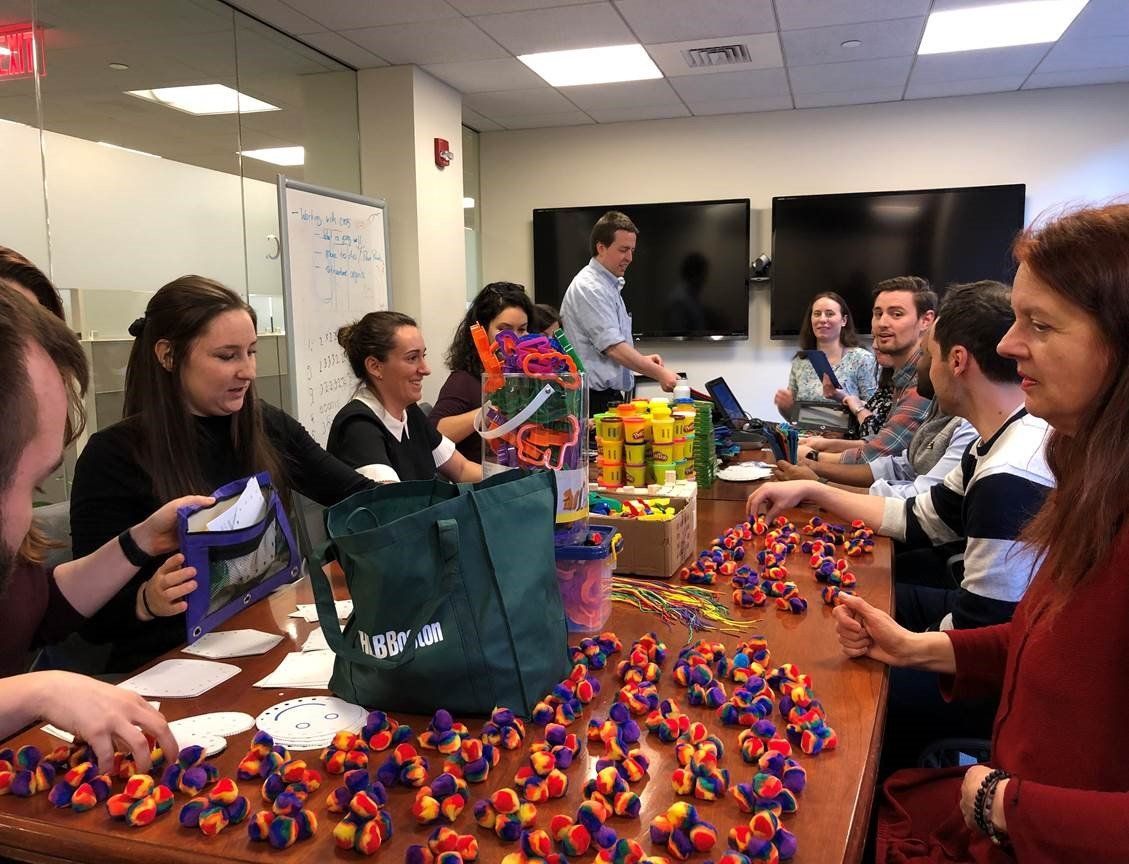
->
128, 316, 146, 338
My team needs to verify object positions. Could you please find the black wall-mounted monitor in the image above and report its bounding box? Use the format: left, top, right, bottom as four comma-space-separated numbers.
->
770, 184, 1026, 338
533, 198, 751, 341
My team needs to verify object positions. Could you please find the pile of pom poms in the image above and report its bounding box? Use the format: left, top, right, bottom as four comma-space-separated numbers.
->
569, 632, 622, 670
588, 702, 643, 761
644, 698, 691, 744
482, 707, 526, 750
375, 743, 430, 787
0, 746, 55, 797
179, 777, 249, 836
650, 800, 719, 860
474, 787, 537, 841
412, 772, 469, 823
360, 710, 414, 752
249, 781, 320, 849
160, 744, 219, 796
717, 676, 775, 727
673, 641, 729, 708
727, 809, 797, 862
583, 764, 642, 817
443, 739, 498, 784
406, 825, 480, 862
549, 798, 618, 856
514, 749, 569, 803
499, 828, 568, 864
771, 666, 838, 756
105, 774, 174, 827
419, 709, 471, 755
260, 757, 322, 804
328, 784, 391, 855
237, 731, 291, 780
322, 730, 371, 774
48, 761, 111, 811
327, 769, 383, 814
736, 727, 790, 764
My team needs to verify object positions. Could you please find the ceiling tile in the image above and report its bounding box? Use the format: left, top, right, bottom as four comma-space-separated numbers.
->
906, 74, 1027, 99
462, 106, 506, 131
613, 0, 777, 44
423, 58, 545, 92
647, 32, 783, 77
279, 0, 460, 30
1023, 66, 1129, 89
794, 86, 904, 108
781, 17, 924, 66
1060, 0, 1129, 38
928, 0, 1032, 9
586, 103, 691, 122
788, 55, 913, 94
495, 110, 596, 128
775, 0, 931, 31
345, 19, 510, 64
560, 78, 682, 110
668, 66, 790, 101
911, 44, 1047, 83
226, 0, 325, 35
1037, 35, 1129, 72
447, 0, 594, 13
299, 31, 389, 68
687, 94, 794, 114
472, 2, 634, 54
464, 86, 580, 115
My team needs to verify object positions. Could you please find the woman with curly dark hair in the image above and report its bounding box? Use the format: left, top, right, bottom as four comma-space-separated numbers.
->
428, 282, 534, 463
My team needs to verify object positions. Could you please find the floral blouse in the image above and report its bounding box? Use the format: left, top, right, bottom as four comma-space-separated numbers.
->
787, 346, 877, 404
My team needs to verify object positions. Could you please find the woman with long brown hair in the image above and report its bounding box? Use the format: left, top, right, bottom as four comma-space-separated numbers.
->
832, 203, 1129, 863
70, 276, 372, 672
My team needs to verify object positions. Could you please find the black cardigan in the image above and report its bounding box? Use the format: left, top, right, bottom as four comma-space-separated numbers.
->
327, 400, 442, 483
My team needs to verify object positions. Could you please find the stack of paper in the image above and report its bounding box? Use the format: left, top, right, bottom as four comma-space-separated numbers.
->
253, 651, 335, 689
290, 600, 352, 624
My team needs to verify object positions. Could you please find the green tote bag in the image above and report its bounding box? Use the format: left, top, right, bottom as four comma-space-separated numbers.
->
308, 470, 570, 716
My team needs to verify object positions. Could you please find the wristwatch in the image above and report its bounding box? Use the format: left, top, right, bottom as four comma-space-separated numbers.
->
805, 450, 819, 462
118, 528, 157, 568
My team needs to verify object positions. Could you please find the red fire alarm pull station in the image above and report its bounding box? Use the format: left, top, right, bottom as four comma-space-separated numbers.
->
434, 138, 453, 168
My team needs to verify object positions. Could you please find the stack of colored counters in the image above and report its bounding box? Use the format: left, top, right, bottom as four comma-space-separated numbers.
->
692, 400, 716, 487
727, 810, 798, 862
160, 744, 219, 796
569, 631, 623, 670
412, 772, 470, 823
48, 762, 111, 811
406, 825, 480, 863
0, 746, 55, 797
717, 675, 775, 727
327, 786, 390, 855
105, 774, 174, 827
730, 638, 771, 684
672, 641, 728, 708
376, 742, 430, 787
587, 702, 642, 761
650, 800, 719, 861
583, 764, 641, 818
237, 730, 291, 780
514, 747, 569, 803
482, 707, 526, 750
361, 710, 414, 752
419, 709, 471, 755
529, 723, 582, 771
499, 828, 566, 864
552, 663, 601, 707
473, 787, 537, 841
322, 731, 371, 774
443, 738, 498, 784
549, 798, 618, 856
644, 698, 691, 744
326, 769, 385, 814
179, 777, 250, 836
260, 758, 323, 805
737, 724, 790, 764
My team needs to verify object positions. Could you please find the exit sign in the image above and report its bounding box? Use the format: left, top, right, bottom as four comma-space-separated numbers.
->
0, 25, 45, 80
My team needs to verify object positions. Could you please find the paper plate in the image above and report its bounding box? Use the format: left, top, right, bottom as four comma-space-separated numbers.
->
169, 712, 254, 740
169, 728, 227, 758
255, 696, 367, 751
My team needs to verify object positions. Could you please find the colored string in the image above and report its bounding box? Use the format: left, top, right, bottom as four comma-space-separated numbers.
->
610, 577, 751, 641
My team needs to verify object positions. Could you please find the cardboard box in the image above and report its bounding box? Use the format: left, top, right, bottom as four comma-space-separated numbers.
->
599, 491, 698, 579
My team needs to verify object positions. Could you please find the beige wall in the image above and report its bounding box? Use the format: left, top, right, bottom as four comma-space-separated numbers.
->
479, 82, 1129, 418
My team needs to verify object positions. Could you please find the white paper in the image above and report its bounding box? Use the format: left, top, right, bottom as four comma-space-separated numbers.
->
182, 629, 283, 659
42, 701, 161, 743
300, 628, 330, 653
255, 696, 368, 751
207, 477, 266, 531
718, 463, 775, 482
253, 651, 334, 689
289, 600, 352, 623
119, 659, 240, 698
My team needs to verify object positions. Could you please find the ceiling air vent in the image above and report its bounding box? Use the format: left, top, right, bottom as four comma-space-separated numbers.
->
681, 43, 752, 69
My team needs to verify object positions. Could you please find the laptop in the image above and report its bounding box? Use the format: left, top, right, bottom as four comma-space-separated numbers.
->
704, 377, 767, 447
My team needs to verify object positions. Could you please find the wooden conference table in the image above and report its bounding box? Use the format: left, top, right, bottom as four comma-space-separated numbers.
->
0, 478, 891, 864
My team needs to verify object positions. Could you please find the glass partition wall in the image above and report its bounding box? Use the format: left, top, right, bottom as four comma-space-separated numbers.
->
0, 0, 361, 502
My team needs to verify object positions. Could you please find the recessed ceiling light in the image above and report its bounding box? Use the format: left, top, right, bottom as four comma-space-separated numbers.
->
518, 44, 661, 87
126, 84, 279, 115
240, 146, 304, 166
919, 0, 1088, 55
841, 40, 862, 49
108, 62, 129, 71
97, 141, 160, 158
463, 197, 476, 209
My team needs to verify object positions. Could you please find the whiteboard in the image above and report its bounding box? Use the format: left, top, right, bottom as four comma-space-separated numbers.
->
278, 177, 390, 447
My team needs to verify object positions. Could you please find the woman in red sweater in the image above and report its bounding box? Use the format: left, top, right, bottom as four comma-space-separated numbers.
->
833, 203, 1129, 863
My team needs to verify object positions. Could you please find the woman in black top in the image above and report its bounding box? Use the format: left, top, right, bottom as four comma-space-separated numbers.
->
70, 276, 373, 672
328, 312, 482, 484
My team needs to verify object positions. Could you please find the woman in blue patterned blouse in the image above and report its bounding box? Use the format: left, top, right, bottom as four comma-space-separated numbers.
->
774, 292, 877, 420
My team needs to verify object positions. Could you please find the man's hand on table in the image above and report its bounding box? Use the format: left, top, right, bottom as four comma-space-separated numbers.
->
772, 460, 819, 482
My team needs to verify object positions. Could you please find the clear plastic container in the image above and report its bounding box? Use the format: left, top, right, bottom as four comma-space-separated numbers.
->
554, 525, 621, 632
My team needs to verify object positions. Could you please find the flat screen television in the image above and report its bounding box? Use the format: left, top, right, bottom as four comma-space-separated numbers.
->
770, 184, 1026, 338
533, 199, 751, 340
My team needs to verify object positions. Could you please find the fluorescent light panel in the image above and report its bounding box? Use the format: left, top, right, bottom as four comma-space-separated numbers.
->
241, 146, 304, 166
463, 197, 476, 209
919, 0, 1088, 55
97, 141, 160, 158
126, 84, 279, 115
518, 44, 661, 87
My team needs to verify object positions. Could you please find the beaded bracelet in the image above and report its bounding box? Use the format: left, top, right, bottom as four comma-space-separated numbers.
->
973, 769, 1010, 839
